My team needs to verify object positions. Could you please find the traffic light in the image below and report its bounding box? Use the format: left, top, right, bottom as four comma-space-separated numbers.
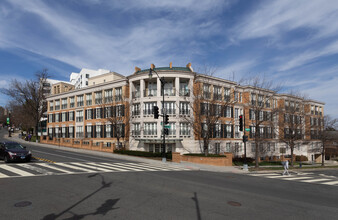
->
243, 135, 248, 142
153, 106, 159, 119
164, 114, 169, 124
164, 128, 169, 135
239, 115, 243, 131
6, 117, 10, 125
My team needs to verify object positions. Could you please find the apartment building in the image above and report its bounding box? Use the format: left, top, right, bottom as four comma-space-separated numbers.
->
44, 63, 324, 161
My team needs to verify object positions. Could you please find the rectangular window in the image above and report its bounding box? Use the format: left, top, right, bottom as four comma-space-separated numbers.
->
87, 109, 93, 120
258, 95, 264, 107
69, 111, 74, 121
49, 101, 54, 111
76, 126, 83, 138
132, 103, 140, 116
144, 102, 157, 115
226, 143, 231, 152
96, 125, 102, 138
77, 95, 84, 107
115, 87, 122, 101
55, 100, 60, 110
106, 124, 111, 138
69, 127, 74, 138
213, 86, 222, 100
132, 123, 141, 136
55, 113, 59, 122
266, 98, 270, 108
61, 112, 66, 122
104, 89, 113, 103
251, 93, 256, 105
235, 108, 239, 119
215, 124, 221, 138
144, 122, 157, 135
76, 110, 83, 122
251, 143, 256, 152
179, 123, 190, 136
235, 125, 240, 138
95, 92, 102, 104
105, 107, 111, 118
215, 143, 221, 154
226, 125, 232, 138
61, 98, 67, 109
96, 108, 102, 119
86, 125, 92, 138
224, 88, 230, 101
86, 93, 92, 106
69, 97, 75, 108
163, 102, 175, 115
167, 122, 176, 136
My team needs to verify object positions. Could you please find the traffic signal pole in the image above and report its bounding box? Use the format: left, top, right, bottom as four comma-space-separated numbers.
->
243, 109, 248, 171
161, 77, 166, 163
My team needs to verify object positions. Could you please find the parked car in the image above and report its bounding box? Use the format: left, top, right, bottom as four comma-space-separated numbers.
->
0, 141, 32, 163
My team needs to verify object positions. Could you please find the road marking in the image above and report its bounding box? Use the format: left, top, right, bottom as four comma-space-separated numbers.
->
321, 181, 338, 185
0, 172, 9, 178
300, 178, 331, 183
283, 177, 313, 181
16, 164, 54, 175
55, 163, 96, 172
71, 162, 112, 172
100, 162, 144, 171
1, 165, 34, 176
35, 163, 73, 174
250, 173, 280, 176
32, 156, 55, 163
31, 150, 89, 162
88, 163, 131, 172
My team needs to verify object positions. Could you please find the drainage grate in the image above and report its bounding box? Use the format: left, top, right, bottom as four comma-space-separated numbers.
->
227, 201, 241, 207
14, 201, 32, 207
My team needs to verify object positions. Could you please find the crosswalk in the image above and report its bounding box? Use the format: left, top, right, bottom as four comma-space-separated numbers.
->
0, 162, 191, 179
249, 172, 338, 186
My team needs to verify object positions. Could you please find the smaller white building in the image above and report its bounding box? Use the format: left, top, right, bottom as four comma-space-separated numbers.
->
70, 68, 111, 89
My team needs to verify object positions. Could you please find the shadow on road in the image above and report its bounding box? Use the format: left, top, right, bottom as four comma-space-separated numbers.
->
191, 192, 201, 220
42, 173, 119, 220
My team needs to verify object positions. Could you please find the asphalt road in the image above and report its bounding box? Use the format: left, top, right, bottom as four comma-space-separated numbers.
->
0, 130, 338, 219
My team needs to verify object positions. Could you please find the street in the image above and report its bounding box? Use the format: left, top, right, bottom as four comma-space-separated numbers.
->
1, 131, 338, 219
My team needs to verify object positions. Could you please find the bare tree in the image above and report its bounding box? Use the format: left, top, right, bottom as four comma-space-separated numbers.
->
241, 75, 282, 168
277, 92, 307, 167
7, 101, 35, 131
316, 115, 338, 166
1, 69, 49, 138
180, 70, 235, 156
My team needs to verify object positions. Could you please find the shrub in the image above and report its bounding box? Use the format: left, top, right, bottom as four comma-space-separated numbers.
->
184, 153, 226, 157
113, 150, 172, 159
296, 155, 308, 161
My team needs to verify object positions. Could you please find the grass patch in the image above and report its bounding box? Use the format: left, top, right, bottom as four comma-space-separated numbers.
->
184, 154, 226, 157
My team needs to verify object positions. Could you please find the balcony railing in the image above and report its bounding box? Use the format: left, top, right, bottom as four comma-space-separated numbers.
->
144, 89, 157, 97
161, 88, 176, 96
143, 109, 153, 115
179, 109, 190, 115
132, 130, 141, 136
132, 110, 140, 116
162, 108, 176, 115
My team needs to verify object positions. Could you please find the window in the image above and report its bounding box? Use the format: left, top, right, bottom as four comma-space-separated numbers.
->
69, 111, 74, 121
55, 100, 60, 110
163, 102, 175, 115
77, 95, 84, 107
116, 105, 124, 117
132, 123, 141, 136
144, 102, 157, 115
226, 125, 232, 138
96, 108, 102, 119
69, 127, 74, 138
55, 113, 59, 122
69, 97, 75, 108
106, 124, 111, 138
61, 127, 66, 138
215, 124, 221, 138
258, 95, 264, 107
115, 87, 122, 101
104, 89, 113, 103
86, 125, 92, 138
266, 98, 270, 108
215, 143, 221, 154
213, 86, 222, 100
234, 92, 241, 102
251, 143, 256, 152
76, 110, 83, 122
235, 108, 239, 119
224, 88, 230, 101
61, 112, 67, 122
76, 126, 83, 138
48, 114, 53, 123
180, 123, 190, 136
203, 84, 210, 99
105, 107, 111, 118
132, 103, 140, 116
96, 125, 102, 138
251, 93, 256, 105
87, 109, 93, 120
86, 93, 92, 106
61, 98, 67, 109
226, 143, 231, 152
86, 74, 89, 78
144, 122, 157, 135
49, 101, 54, 111
95, 91, 102, 104
226, 106, 232, 118
167, 122, 176, 136
235, 125, 240, 138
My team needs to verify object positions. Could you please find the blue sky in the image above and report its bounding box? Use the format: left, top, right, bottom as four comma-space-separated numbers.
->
0, 0, 337, 117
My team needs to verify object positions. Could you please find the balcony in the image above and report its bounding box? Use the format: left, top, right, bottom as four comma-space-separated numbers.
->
144, 89, 157, 97
161, 88, 176, 96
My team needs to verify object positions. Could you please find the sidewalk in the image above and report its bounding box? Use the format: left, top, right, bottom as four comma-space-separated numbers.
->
3, 132, 246, 174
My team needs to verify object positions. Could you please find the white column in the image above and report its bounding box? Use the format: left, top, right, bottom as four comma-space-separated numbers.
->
175, 77, 180, 97
157, 77, 161, 97
140, 79, 145, 98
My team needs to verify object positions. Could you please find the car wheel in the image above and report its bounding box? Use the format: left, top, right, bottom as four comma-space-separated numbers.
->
4, 155, 10, 163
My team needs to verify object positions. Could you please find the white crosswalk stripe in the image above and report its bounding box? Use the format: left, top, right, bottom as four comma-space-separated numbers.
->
249, 172, 338, 186
0, 162, 190, 179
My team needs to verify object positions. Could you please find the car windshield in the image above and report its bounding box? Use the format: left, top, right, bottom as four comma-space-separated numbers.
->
6, 143, 25, 150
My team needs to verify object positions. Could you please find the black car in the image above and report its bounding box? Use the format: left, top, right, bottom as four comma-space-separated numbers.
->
0, 141, 32, 163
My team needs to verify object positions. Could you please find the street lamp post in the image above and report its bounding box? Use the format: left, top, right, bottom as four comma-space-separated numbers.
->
149, 64, 167, 163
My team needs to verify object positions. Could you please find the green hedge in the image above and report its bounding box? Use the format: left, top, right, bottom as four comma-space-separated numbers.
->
184, 153, 226, 157
114, 150, 172, 159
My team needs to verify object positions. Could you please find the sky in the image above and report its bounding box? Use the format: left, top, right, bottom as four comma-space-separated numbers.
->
0, 0, 337, 117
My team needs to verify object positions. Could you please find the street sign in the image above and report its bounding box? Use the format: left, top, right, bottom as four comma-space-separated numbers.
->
245, 128, 250, 131
164, 125, 171, 128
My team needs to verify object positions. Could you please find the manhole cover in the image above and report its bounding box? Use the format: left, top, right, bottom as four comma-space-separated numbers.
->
227, 201, 241, 207
14, 201, 32, 207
